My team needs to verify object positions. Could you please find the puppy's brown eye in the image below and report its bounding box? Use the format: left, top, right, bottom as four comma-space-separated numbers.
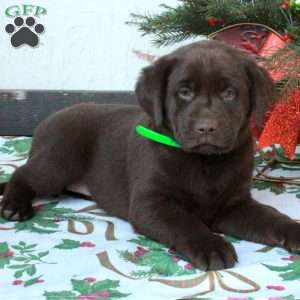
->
221, 87, 236, 102
177, 87, 194, 101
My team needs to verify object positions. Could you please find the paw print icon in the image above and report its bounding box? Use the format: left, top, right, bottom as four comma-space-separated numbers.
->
5, 17, 45, 47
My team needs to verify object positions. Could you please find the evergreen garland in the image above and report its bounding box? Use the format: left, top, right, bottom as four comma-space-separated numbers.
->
129, 0, 300, 95
128, 0, 300, 47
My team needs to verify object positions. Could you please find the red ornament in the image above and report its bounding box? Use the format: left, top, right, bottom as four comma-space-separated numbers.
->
207, 17, 220, 27
282, 33, 293, 43
281, 0, 290, 10
258, 89, 300, 160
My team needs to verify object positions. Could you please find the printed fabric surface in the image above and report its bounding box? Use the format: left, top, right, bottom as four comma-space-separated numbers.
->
0, 136, 300, 300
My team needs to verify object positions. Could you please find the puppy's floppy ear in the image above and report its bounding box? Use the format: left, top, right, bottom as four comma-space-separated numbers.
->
135, 55, 177, 128
244, 58, 276, 129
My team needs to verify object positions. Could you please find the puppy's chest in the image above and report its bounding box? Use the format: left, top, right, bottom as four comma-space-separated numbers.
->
171, 164, 238, 222
173, 159, 235, 194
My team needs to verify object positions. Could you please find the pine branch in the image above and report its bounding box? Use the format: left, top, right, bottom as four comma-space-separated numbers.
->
128, 0, 290, 47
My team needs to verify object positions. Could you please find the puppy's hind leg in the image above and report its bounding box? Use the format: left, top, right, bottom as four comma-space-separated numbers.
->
1, 164, 36, 221
1, 156, 71, 221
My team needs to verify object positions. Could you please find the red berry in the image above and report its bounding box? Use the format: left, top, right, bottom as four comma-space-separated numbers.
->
283, 33, 293, 44
80, 242, 96, 247
85, 277, 97, 283
207, 17, 219, 27
266, 284, 285, 291
4, 250, 14, 257
134, 246, 149, 257
12, 280, 23, 285
171, 255, 180, 262
184, 263, 194, 270
282, 255, 300, 261
96, 291, 110, 298
79, 291, 110, 299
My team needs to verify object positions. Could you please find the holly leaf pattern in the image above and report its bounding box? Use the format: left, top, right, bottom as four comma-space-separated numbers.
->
0, 138, 32, 156
72, 279, 92, 294
91, 279, 120, 293
44, 279, 129, 300
119, 236, 197, 277
4, 202, 94, 234
54, 239, 81, 250
43, 291, 77, 300
24, 276, 42, 287
129, 236, 165, 250
263, 259, 300, 281
0, 242, 12, 269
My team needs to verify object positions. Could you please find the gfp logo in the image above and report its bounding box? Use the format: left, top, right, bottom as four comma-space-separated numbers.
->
5, 5, 47, 48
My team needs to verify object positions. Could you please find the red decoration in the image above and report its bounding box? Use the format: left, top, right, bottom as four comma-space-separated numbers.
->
281, 0, 290, 10
210, 23, 286, 58
207, 17, 220, 27
282, 33, 294, 43
258, 89, 300, 160
210, 23, 300, 159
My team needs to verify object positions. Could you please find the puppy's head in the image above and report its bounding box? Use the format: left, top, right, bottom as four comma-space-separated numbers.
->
136, 40, 275, 154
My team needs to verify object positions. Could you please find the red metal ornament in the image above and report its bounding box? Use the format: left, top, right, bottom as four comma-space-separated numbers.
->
210, 23, 300, 159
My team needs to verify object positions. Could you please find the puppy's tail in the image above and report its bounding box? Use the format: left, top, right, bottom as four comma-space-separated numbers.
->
0, 182, 7, 195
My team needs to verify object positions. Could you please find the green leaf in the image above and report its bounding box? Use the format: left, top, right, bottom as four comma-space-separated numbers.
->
28, 254, 39, 260
38, 251, 49, 258
8, 264, 30, 269
91, 280, 119, 293
12, 257, 28, 262
21, 249, 34, 254
24, 276, 41, 287
281, 271, 300, 281
108, 289, 131, 299
0, 215, 9, 224
12, 245, 23, 251
35, 219, 58, 229
0, 257, 10, 269
0, 242, 9, 254
2, 138, 32, 155
137, 251, 180, 276
26, 265, 37, 276
270, 184, 286, 195
28, 226, 58, 234
25, 244, 37, 249
223, 235, 241, 244
282, 295, 297, 300
118, 250, 137, 263
263, 263, 292, 272
55, 239, 81, 250
19, 241, 26, 246
71, 279, 91, 294
14, 270, 24, 278
43, 291, 77, 300
130, 270, 150, 278
0, 172, 11, 183
129, 236, 164, 250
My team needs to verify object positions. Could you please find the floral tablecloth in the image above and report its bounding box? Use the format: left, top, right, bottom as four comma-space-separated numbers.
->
1, 136, 300, 300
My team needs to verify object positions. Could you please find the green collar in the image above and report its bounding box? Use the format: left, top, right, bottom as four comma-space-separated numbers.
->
136, 125, 181, 149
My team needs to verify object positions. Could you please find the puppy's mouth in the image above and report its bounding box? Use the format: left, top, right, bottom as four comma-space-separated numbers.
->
185, 143, 229, 155
180, 136, 234, 155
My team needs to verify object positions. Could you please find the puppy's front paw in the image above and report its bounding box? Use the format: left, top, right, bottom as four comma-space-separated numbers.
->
184, 234, 238, 271
1, 197, 34, 221
281, 223, 300, 253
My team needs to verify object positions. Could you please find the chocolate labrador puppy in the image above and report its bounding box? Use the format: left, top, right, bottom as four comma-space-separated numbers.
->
1, 40, 300, 271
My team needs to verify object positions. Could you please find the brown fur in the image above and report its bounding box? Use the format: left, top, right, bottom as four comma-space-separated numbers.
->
2, 41, 300, 271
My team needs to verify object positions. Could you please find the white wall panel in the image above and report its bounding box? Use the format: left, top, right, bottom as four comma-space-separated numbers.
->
0, 0, 200, 90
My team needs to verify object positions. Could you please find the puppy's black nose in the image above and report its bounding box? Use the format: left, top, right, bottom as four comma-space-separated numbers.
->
196, 121, 218, 135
